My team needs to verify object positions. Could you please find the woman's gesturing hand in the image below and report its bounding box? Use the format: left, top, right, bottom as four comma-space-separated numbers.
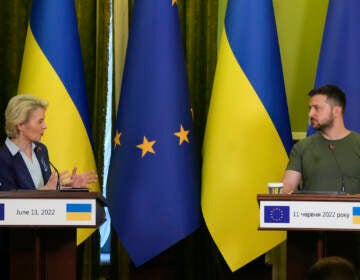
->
61, 167, 98, 188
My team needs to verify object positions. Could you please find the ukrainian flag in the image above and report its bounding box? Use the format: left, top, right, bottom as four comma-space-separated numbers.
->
353, 207, 360, 224
202, 0, 292, 271
66, 203, 92, 221
17, 0, 99, 244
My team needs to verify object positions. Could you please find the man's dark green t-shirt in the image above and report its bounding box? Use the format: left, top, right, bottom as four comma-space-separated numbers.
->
286, 132, 360, 194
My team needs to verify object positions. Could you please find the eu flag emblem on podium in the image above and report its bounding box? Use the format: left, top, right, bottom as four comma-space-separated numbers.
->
264, 206, 290, 223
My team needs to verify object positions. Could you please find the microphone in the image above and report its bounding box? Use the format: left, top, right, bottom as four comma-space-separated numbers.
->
49, 161, 61, 191
328, 144, 345, 193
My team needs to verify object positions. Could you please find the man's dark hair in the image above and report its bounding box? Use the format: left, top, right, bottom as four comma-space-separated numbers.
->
307, 256, 358, 280
308, 84, 346, 114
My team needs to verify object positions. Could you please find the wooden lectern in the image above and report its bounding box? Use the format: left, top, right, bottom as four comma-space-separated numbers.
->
258, 194, 360, 279
0, 190, 106, 280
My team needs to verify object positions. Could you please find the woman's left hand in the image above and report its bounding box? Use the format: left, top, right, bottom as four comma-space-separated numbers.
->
61, 167, 98, 188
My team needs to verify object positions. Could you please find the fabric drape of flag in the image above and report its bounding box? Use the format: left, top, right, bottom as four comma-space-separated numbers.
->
202, 0, 292, 271
17, 0, 99, 244
106, 0, 201, 266
314, 0, 360, 132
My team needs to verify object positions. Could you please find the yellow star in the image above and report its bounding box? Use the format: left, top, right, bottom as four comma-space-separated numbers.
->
114, 130, 122, 149
174, 125, 190, 145
136, 136, 156, 157
172, 0, 177, 6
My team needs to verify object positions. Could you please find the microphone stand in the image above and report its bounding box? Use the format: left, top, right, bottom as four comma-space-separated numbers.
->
328, 144, 346, 194
49, 161, 61, 191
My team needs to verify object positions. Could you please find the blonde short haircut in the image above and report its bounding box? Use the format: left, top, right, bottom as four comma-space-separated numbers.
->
5, 94, 48, 138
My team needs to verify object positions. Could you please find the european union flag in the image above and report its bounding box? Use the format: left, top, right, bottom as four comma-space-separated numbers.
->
0, 204, 4, 221
264, 206, 290, 223
308, 0, 360, 135
106, 0, 201, 266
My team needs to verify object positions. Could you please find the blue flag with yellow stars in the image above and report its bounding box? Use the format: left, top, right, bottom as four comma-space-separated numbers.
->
106, 0, 201, 266
315, 0, 360, 132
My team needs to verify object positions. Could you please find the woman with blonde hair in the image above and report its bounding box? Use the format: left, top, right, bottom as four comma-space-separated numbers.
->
0, 94, 96, 190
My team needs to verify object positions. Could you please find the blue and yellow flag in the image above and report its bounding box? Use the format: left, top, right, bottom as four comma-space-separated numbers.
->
314, 0, 360, 132
202, 0, 292, 271
17, 0, 99, 244
106, 0, 201, 266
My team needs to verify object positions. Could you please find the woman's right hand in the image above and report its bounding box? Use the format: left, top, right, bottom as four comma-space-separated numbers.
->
41, 171, 58, 190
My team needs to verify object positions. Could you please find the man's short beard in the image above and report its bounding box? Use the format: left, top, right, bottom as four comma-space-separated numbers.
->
312, 119, 334, 132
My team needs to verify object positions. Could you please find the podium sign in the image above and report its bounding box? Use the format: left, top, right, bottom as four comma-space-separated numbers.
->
258, 194, 360, 230
0, 198, 96, 226
0, 190, 106, 280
